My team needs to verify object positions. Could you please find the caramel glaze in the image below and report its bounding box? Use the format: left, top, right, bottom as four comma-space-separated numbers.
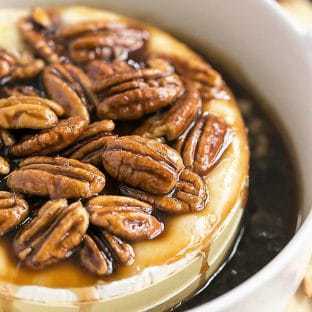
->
0, 145, 247, 289
0, 6, 249, 291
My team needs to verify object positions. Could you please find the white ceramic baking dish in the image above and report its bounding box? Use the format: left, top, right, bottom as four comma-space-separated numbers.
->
1, 1, 312, 312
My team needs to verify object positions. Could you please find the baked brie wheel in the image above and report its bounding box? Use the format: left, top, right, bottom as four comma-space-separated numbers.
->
0, 6, 249, 312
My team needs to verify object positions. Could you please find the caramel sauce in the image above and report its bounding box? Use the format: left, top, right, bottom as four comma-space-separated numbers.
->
0, 212, 218, 288
0, 94, 248, 290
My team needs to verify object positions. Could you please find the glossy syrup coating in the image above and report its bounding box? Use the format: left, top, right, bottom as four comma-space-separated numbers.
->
0, 6, 249, 288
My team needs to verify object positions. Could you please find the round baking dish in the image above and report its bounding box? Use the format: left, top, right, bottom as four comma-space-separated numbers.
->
0, 1, 311, 312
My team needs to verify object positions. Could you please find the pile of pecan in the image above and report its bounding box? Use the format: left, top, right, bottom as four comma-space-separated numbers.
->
0, 7, 233, 276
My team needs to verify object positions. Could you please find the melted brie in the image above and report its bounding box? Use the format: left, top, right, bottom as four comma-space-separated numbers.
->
0, 6, 249, 312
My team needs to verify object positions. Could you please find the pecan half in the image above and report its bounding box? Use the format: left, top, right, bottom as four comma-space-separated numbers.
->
135, 81, 201, 140
43, 63, 97, 121
10, 116, 88, 157
0, 191, 29, 235
80, 228, 134, 276
95, 58, 184, 120
0, 49, 44, 85
0, 96, 64, 130
7, 156, 105, 199
0, 156, 9, 175
18, 9, 60, 63
64, 120, 115, 166
102, 135, 184, 194
176, 114, 232, 175
174, 59, 222, 89
87, 196, 164, 241
68, 27, 148, 63
14, 199, 89, 269
167, 57, 229, 102
93, 58, 172, 93
121, 169, 208, 214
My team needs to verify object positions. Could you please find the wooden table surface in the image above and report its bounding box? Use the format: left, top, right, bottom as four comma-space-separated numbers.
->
287, 265, 312, 311
277, 0, 312, 311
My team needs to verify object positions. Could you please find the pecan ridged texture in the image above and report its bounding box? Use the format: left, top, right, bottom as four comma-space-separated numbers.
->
168, 57, 229, 102
10, 116, 88, 157
86, 59, 131, 84
0, 49, 44, 85
80, 232, 114, 276
64, 120, 115, 166
0, 96, 64, 130
14, 199, 89, 269
0, 191, 29, 235
18, 8, 60, 63
95, 58, 184, 120
7, 156, 105, 199
80, 228, 134, 276
176, 114, 232, 175
43, 63, 97, 122
67, 25, 148, 64
121, 169, 208, 214
135, 81, 202, 141
101, 135, 184, 194
87, 196, 164, 241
